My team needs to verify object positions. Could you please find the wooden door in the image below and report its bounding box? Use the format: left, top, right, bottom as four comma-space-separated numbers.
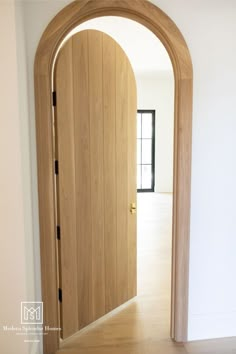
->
54, 30, 137, 339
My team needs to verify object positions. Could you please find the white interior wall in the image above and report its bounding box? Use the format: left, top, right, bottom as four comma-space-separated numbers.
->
136, 74, 174, 193
1, 1, 236, 353
0, 2, 30, 354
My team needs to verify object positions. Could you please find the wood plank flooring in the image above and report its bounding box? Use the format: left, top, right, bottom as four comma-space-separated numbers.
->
57, 193, 236, 354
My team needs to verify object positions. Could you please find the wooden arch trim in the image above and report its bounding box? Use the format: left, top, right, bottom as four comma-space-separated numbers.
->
34, 1, 193, 353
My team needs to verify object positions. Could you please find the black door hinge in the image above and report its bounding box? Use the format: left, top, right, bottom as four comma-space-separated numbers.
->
52, 91, 57, 107
54, 160, 59, 175
58, 288, 62, 303
56, 225, 61, 240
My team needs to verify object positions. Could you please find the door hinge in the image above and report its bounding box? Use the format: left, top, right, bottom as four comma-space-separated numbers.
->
54, 160, 59, 175
56, 225, 61, 240
58, 288, 62, 303
52, 91, 57, 106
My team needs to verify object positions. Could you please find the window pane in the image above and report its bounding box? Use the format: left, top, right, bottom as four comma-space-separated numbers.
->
137, 165, 142, 189
142, 139, 152, 164
137, 165, 141, 189
137, 139, 141, 164
136, 111, 155, 192
137, 113, 141, 138
142, 113, 152, 138
142, 165, 152, 189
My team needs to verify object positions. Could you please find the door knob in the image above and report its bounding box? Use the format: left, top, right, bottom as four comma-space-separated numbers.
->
130, 203, 136, 214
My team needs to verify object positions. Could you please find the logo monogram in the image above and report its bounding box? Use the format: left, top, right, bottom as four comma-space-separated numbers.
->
21, 302, 43, 324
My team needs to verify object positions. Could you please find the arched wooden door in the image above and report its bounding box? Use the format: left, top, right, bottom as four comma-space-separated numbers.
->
54, 30, 137, 339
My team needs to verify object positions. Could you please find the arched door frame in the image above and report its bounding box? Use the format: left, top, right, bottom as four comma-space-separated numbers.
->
34, 1, 193, 353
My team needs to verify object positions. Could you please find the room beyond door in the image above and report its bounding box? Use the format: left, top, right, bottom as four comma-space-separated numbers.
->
54, 30, 137, 339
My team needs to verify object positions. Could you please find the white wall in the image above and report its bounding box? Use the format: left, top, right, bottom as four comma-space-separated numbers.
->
1, 1, 236, 352
136, 74, 174, 193
0, 2, 30, 354
157, 0, 236, 340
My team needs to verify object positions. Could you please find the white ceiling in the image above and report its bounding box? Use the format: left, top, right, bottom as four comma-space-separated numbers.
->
69, 16, 173, 76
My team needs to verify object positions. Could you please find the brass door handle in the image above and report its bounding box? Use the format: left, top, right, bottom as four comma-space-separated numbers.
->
130, 203, 136, 214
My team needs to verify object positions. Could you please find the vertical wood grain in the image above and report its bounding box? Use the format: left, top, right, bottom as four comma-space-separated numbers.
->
173, 78, 192, 340
35, 75, 59, 354
103, 34, 118, 312
55, 39, 78, 338
127, 66, 137, 299
116, 45, 129, 305
88, 31, 106, 321
56, 30, 137, 337
72, 31, 93, 329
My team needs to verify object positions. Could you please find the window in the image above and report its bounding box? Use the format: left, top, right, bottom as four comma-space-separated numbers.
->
137, 110, 155, 192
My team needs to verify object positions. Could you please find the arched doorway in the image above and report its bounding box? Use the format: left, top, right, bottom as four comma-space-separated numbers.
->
34, 1, 192, 353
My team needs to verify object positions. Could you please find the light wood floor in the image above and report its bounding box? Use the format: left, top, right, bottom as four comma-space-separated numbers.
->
57, 193, 236, 354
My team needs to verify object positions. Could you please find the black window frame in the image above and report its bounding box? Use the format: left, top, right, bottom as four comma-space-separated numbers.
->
137, 109, 155, 193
